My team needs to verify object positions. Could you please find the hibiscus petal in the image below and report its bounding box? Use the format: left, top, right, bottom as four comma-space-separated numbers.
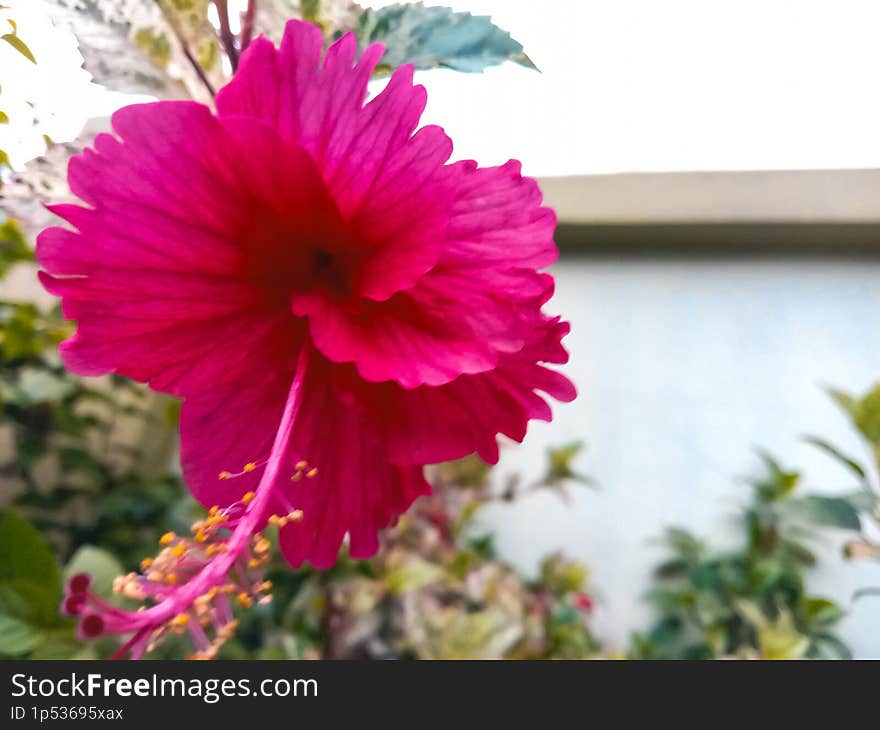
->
445, 159, 558, 270
37, 102, 330, 397
182, 351, 431, 568
293, 288, 502, 388
217, 22, 448, 301
366, 317, 576, 465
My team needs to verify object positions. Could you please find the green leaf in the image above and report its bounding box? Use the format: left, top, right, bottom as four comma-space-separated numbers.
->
663, 528, 704, 561
803, 435, 867, 481
1, 21, 36, 64
809, 632, 852, 660
753, 451, 800, 501
0, 511, 62, 626
44, 0, 206, 101
541, 442, 592, 486
803, 596, 844, 627
0, 614, 39, 656
785, 495, 861, 530
829, 384, 880, 446
0, 218, 33, 276
64, 545, 123, 599
356, 3, 536, 75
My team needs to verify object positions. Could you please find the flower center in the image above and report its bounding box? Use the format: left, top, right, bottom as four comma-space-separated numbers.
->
241, 200, 366, 305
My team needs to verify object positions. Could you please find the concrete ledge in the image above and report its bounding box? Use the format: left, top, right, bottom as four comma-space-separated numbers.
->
539, 170, 880, 225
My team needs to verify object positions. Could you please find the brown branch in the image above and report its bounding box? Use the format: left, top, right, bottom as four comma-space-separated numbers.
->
240, 0, 256, 55
213, 0, 239, 72
181, 42, 217, 98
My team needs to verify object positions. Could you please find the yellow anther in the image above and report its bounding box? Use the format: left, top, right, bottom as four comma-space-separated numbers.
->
191, 520, 205, 534
241, 491, 255, 505
290, 472, 302, 482
248, 558, 260, 568
171, 544, 186, 558
140, 557, 154, 571
209, 505, 219, 516
306, 467, 318, 479
159, 532, 175, 546
254, 537, 270, 554
236, 592, 253, 608
243, 462, 256, 473
295, 460, 308, 471
165, 573, 178, 586
171, 613, 189, 628
195, 529, 208, 543
218, 471, 231, 480
268, 515, 284, 527
289, 510, 304, 522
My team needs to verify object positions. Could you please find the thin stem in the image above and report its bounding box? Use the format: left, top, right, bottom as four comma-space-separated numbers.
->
158, 1, 217, 98
240, 0, 257, 55
213, 0, 239, 72
181, 43, 217, 98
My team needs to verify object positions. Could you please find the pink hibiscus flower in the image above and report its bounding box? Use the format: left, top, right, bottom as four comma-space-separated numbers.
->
40, 20, 574, 657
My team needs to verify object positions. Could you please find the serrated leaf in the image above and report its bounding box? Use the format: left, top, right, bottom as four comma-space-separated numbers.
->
45, 0, 212, 100
0, 121, 102, 240
356, 2, 536, 74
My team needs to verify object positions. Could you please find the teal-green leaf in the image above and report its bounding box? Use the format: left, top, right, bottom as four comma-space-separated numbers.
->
785, 496, 861, 531
356, 3, 536, 74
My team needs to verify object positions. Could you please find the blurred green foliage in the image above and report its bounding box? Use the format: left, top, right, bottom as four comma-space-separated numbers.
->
633, 387, 880, 660
213, 454, 600, 660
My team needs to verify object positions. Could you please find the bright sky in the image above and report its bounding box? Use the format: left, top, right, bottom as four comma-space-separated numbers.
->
4, 0, 880, 175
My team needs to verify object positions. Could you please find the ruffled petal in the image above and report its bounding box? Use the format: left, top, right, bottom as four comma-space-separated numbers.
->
362, 317, 576, 465
217, 22, 451, 300
444, 159, 558, 270
293, 287, 504, 388
37, 101, 330, 396
181, 351, 431, 568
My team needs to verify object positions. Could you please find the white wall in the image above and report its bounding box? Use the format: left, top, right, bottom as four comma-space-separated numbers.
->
478, 257, 880, 657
